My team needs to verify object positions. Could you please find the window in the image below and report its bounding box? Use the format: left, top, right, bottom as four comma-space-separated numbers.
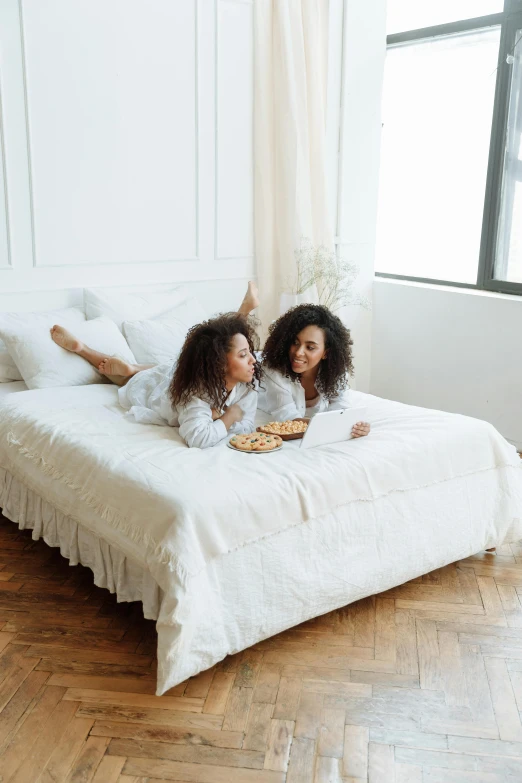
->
495, 26, 522, 282
387, 0, 504, 35
376, 0, 522, 294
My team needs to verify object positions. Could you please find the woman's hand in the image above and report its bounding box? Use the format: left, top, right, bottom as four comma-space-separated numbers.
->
221, 403, 245, 430
352, 421, 370, 438
227, 404, 244, 423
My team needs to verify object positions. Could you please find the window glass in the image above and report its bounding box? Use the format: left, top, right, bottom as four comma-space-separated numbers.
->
387, 0, 503, 35
376, 28, 500, 283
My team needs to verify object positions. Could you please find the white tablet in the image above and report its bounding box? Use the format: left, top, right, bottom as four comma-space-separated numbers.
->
300, 407, 367, 450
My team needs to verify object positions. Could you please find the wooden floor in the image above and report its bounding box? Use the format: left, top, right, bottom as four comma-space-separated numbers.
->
1, 517, 522, 782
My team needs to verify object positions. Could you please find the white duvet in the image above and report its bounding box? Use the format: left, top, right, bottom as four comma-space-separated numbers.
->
1, 384, 521, 694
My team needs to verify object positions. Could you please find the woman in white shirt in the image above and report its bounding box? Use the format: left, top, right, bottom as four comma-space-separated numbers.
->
168, 314, 259, 448
50, 312, 260, 449
258, 304, 370, 438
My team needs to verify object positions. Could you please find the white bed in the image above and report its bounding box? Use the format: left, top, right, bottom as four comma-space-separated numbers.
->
0, 382, 521, 695
0, 381, 28, 398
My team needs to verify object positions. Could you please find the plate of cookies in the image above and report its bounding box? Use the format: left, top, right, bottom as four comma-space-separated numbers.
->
228, 432, 283, 453
256, 418, 309, 441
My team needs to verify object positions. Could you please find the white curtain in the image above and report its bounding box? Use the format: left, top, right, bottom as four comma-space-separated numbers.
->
254, 0, 334, 331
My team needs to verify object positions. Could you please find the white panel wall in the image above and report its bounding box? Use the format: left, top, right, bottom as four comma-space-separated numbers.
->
0, 0, 254, 297
23, 0, 198, 266
0, 101, 8, 268
215, 0, 253, 260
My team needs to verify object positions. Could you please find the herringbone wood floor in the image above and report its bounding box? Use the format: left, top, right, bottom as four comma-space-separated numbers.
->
1, 515, 522, 782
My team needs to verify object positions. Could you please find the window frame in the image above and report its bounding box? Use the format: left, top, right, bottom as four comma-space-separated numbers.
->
377, 0, 522, 294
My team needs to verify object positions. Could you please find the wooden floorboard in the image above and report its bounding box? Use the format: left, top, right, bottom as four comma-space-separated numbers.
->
0, 514, 522, 781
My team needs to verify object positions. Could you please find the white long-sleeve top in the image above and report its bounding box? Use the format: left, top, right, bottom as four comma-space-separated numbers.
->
177, 383, 257, 449
118, 362, 257, 448
258, 365, 352, 421
118, 363, 178, 426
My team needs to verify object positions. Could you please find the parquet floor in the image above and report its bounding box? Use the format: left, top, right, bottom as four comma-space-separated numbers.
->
1, 516, 522, 782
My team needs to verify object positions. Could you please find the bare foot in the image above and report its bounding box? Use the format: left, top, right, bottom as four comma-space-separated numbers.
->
50, 325, 83, 353
98, 357, 135, 378
239, 281, 259, 316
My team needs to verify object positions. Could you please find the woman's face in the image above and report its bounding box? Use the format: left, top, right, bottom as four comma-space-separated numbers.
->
225, 333, 256, 387
288, 325, 327, 375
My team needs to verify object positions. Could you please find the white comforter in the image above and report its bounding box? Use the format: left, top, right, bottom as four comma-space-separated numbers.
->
1, 384, 521, 693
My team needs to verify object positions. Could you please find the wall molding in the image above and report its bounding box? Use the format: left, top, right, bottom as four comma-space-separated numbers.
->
18, 0, 200, 268
0, 0, 255, 289
0, 275, 256, 316
35, 256, 201, 270
213, 0, 254, 261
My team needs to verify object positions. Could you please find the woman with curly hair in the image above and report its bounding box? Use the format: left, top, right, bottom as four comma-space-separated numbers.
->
168, 313, 260, 448
49, 290, 261, 448
259, 304, 370, 439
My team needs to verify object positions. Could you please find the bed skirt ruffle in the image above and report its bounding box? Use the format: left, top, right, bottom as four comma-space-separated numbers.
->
0, 469, 162, 620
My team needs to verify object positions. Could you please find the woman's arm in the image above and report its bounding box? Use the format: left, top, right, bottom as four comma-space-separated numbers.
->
229, 388, 258, 435
178, 397, 232, 449
178, 395, 248, 448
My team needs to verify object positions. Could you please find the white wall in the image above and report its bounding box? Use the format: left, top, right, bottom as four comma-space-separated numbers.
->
371, 278, 522, 449
0, 0, 388, 363
0, 0, 254, 303
334, 0, 387, 392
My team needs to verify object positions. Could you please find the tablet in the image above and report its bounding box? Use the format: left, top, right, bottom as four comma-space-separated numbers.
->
300, 407, 367, 450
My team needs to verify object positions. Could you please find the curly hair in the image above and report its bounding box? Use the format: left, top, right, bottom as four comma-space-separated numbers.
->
169, 313, 261, 410
262, 304, 353, 401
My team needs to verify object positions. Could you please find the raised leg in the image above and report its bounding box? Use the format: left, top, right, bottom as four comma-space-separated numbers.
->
98, 356, 154, 386
238, 281, 259, 317
50, 325, 153, 386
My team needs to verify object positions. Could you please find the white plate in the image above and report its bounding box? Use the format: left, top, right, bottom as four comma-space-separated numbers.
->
227, 441, 283, 454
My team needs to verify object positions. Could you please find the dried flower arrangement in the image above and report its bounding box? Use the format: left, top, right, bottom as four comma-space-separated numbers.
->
285, 238, 370, 312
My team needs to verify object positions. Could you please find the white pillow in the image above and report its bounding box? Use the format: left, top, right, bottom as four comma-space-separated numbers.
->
0, 307, 85, 383
122, 297, 207, 365
84, 286, 199, 332
0, 345, 22, 382
0, 316, 136, 390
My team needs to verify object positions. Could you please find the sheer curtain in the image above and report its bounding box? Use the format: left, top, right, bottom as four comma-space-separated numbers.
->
254, 0, 333, 331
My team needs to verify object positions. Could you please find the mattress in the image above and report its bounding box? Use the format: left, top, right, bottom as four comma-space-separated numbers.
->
1, 384, 521, 695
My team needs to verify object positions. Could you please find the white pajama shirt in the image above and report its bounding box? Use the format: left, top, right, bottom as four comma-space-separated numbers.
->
117, 357, 350, 448
257, 366, 352, 421
118, 362, 257, 448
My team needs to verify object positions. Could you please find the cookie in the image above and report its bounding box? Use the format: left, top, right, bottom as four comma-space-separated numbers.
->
252, 433, 282, 451
229, 432, 282, 452
255, 436, 277, 451
230, 435, 254, 451
259, 420, 308, 436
